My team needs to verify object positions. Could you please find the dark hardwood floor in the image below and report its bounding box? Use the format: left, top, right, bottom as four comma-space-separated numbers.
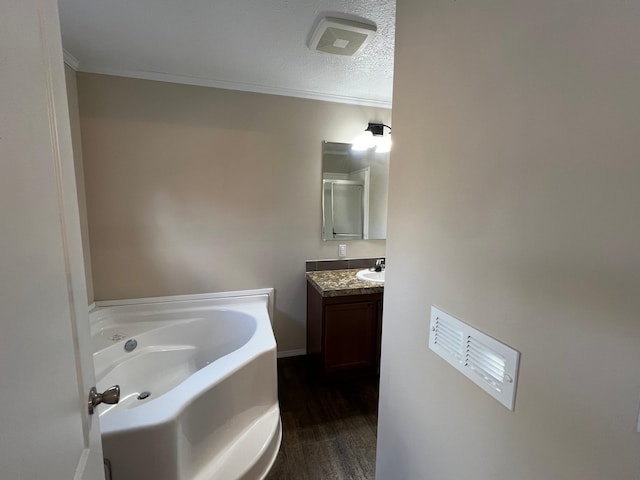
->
265, 356, 379, 480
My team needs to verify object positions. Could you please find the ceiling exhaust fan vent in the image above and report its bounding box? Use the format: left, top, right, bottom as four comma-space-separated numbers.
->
308, 17, 377, 57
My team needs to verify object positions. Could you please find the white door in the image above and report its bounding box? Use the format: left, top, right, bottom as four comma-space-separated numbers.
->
0, 1, 104, 479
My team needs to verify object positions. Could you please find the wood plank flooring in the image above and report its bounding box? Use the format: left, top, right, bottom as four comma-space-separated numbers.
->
265, 356, 379, 480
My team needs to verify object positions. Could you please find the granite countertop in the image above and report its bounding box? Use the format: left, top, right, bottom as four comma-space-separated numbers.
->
306, 268, 384, 297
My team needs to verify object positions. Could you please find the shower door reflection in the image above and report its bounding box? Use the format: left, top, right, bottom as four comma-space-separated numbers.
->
323, 180, 364, 240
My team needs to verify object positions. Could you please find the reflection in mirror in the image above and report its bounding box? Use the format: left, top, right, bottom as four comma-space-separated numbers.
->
322, 141, 389, 240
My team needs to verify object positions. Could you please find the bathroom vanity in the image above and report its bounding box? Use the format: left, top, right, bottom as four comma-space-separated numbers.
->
306, 268, 383, 380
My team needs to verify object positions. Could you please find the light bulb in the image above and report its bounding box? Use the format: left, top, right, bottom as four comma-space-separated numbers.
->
375, 135, 392, 153
351, 130, 375, 151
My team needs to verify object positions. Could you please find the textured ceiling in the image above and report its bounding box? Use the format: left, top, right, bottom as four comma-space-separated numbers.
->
58, 0, 396, 107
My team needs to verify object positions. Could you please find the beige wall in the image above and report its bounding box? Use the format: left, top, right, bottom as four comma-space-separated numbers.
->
377, 1, 640, 479
76, 72, 389, 352
64, 65, 94, 304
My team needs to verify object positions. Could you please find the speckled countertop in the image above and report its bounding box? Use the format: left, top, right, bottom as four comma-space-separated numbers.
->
306, 268, 384, 297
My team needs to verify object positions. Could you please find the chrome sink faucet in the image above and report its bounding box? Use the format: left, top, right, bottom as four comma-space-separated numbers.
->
374, 258, 385, 272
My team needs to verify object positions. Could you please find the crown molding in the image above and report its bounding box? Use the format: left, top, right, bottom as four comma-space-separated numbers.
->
62, 49, 80, 70
75, 65, 392, 109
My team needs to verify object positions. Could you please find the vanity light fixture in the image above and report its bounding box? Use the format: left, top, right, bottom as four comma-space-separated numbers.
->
352, 123, 392, 153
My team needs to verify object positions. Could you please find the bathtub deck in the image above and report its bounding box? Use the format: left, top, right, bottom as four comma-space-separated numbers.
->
266, 356, 379, 480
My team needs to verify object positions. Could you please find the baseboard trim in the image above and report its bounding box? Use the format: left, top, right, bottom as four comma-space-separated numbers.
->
277, 348, 306, 358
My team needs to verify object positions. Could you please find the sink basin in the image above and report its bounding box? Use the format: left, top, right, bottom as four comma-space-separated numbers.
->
356, 269, 385, 284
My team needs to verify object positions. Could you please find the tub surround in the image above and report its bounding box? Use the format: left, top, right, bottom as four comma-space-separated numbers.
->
90, 290, 281, 480
306, 268, 384, 297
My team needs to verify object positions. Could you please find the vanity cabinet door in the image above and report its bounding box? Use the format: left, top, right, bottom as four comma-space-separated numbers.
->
323, 301, 379, 374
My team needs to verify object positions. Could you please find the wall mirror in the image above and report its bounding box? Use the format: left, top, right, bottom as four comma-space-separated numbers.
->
322, 141, 389, 240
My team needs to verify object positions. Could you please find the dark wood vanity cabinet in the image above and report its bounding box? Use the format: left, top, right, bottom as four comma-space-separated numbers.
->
307, 281, 383, 379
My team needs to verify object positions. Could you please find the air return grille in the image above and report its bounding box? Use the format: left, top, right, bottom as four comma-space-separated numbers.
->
429, 307, 520, 410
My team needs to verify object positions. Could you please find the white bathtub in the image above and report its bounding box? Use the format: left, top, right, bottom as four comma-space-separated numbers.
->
89, 289, 281, 480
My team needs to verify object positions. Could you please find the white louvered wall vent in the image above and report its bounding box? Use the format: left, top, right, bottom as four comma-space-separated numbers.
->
429, 306, 520, 411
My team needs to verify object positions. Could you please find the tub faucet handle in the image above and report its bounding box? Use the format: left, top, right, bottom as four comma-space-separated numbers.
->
88, 385, 120, 415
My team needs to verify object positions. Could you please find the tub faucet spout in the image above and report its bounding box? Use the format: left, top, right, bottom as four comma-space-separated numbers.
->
88, 385, 120, 415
